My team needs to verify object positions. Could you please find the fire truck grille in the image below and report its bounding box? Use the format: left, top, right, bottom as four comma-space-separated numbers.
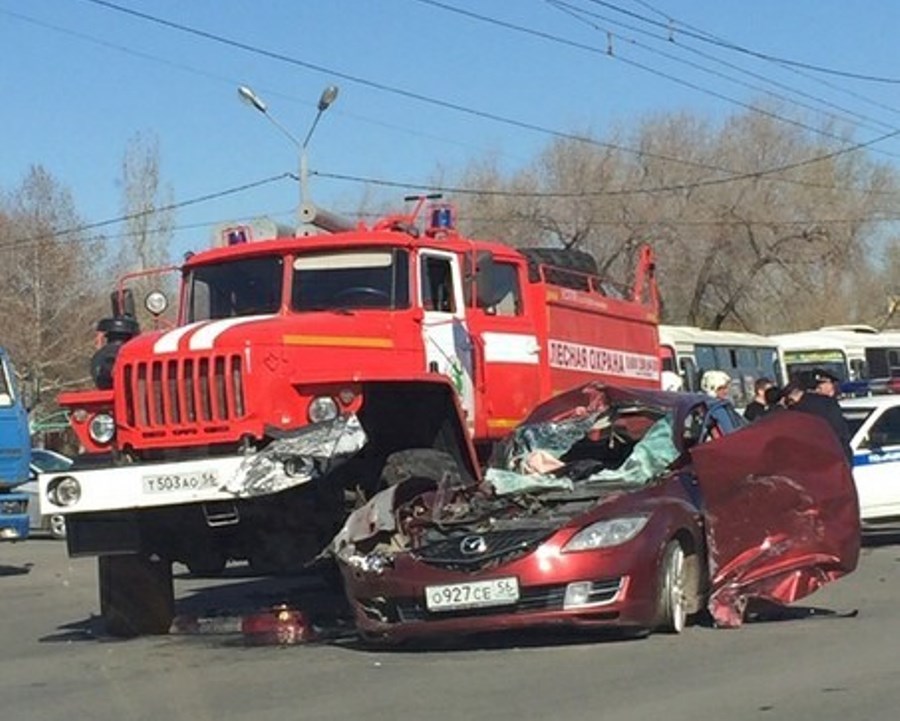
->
122, 354, 247, 429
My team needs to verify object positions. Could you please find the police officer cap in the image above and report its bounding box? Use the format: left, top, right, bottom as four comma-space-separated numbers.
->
811, 368, 840, 385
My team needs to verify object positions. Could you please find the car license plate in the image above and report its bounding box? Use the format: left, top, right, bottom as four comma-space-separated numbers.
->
425, 577, 519, 612
142, 469, 219, 494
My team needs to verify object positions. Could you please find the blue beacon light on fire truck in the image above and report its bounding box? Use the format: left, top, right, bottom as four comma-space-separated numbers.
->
223, 226, 250, 246
428, 204, 455, 233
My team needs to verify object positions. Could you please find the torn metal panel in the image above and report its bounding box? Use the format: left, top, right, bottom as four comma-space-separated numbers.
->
223, 414, 367, 497
691, 411, 860, 628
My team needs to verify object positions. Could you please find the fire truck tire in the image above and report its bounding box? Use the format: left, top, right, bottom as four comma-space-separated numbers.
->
99, 554, 175, 637
379, 449, 462, 487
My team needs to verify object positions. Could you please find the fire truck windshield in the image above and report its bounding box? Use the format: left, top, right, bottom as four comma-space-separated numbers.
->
291, 248, 410, 311
186, 256, 283, 321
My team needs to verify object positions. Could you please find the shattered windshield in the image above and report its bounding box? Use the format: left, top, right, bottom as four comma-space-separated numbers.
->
486, 404, 679, 495
291, 249, 410, 311
186, 256, 283, 321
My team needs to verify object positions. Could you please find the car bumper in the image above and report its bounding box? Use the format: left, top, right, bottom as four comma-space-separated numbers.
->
340, 540, 671, 641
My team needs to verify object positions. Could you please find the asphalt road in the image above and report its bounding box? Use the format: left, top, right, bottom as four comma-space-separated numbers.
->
2, 536, 899, 721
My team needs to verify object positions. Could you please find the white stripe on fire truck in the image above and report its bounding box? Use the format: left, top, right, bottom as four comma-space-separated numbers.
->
153, 321, 205, 355
481, 332, 541, 364
188, 314, 275, 351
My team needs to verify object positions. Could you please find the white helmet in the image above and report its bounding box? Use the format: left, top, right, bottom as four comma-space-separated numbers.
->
700, 370, 731, 397
661, 370, 684, 392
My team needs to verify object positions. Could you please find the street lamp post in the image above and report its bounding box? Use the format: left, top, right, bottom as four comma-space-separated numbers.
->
238, 84, 339, 234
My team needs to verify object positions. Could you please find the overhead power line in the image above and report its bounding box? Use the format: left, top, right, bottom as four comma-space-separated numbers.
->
583, 0, 900, 84
79, 0, 900, 195
0, 173, 291, 251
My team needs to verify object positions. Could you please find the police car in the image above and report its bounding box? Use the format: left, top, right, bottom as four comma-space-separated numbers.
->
840, 395, 900, 529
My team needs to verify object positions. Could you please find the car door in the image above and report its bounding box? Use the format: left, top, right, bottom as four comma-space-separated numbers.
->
853, 404, 900, 522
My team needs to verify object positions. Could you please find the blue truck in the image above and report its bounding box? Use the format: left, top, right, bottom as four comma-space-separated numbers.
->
0, 347, 30, 541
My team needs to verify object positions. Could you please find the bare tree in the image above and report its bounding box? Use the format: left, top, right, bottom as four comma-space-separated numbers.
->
452, 106, 897, 332
0, 165, 109, 423
118, 131, 174, 270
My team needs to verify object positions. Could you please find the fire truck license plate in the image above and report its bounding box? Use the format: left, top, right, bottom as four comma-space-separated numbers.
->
142, 469, 219, 494
425, 577, 519, 612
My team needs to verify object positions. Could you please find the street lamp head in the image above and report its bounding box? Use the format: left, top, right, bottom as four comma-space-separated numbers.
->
238, 85, 267, 113
317, 85, 339, 112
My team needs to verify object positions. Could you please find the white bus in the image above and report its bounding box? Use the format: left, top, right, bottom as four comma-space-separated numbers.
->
659, 325, 785, 407
771, 325, 900, 394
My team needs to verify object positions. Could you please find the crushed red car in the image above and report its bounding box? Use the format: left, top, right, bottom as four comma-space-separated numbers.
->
330, 383, 860, 643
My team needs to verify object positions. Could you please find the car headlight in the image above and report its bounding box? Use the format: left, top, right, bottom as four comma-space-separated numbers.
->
308, 396, 338, 423
562, 516, 649, 552
48, 476, 82, 507
89, 413, 116, 444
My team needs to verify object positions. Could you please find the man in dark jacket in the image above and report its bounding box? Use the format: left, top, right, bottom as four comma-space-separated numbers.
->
782, 376, 853, 465
744, 376, 774, 421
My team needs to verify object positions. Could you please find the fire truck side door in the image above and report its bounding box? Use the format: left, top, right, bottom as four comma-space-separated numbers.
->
467, 259, 541, 439
418, 251, 476, 434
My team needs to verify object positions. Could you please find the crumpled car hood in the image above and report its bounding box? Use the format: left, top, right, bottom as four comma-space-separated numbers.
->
691, 411, 860, 627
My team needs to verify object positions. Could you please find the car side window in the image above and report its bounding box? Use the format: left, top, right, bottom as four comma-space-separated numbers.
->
866, 407, 900, 448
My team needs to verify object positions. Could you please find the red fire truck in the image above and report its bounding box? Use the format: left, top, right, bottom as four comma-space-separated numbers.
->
39, 197, 661, 635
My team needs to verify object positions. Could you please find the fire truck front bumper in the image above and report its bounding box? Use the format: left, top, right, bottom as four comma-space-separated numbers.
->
38, 455, 252, 516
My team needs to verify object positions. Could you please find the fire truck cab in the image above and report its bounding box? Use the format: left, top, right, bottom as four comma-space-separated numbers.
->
40, 198, 661, 636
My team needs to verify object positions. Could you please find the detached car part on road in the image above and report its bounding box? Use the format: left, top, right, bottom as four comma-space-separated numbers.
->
332, 383, 861, 642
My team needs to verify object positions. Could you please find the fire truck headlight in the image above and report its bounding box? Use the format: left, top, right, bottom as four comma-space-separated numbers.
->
89, 413, 116, 444
308, 396, 338, 423
48, 476, 82, 507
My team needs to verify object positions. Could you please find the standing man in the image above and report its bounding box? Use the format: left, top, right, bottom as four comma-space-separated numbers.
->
744, 376, 774, 421
810, 368, 841, 398
782, 375, 852, 465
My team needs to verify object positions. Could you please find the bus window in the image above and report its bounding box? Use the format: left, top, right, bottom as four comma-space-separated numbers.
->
679, 357, 698, 391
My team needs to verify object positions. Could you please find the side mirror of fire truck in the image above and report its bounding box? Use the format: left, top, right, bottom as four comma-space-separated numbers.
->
90, 289, 141, 390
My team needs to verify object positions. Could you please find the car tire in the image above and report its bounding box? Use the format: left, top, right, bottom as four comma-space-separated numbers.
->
48, 514, 67, 540
99, 554, 175, 637
657, 540, 689, 634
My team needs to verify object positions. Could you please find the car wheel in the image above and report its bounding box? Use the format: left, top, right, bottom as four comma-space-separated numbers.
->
657, 540, 689, 634
49, 514, 67, 540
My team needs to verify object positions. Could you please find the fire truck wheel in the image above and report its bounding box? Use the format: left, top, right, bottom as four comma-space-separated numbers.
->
379, 449, 463, 488
99, 554, 175, 637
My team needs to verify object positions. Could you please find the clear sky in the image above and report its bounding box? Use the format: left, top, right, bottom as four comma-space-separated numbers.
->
4, 0, 900, 260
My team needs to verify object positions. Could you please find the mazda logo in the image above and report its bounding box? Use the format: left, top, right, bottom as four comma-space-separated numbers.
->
459, 535, 488, 555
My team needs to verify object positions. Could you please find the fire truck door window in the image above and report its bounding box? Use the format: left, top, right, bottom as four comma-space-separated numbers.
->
420, 256, 456, 313
481, 262, 522, 316
292, 249, 409, 311
187, 256, 283, 321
